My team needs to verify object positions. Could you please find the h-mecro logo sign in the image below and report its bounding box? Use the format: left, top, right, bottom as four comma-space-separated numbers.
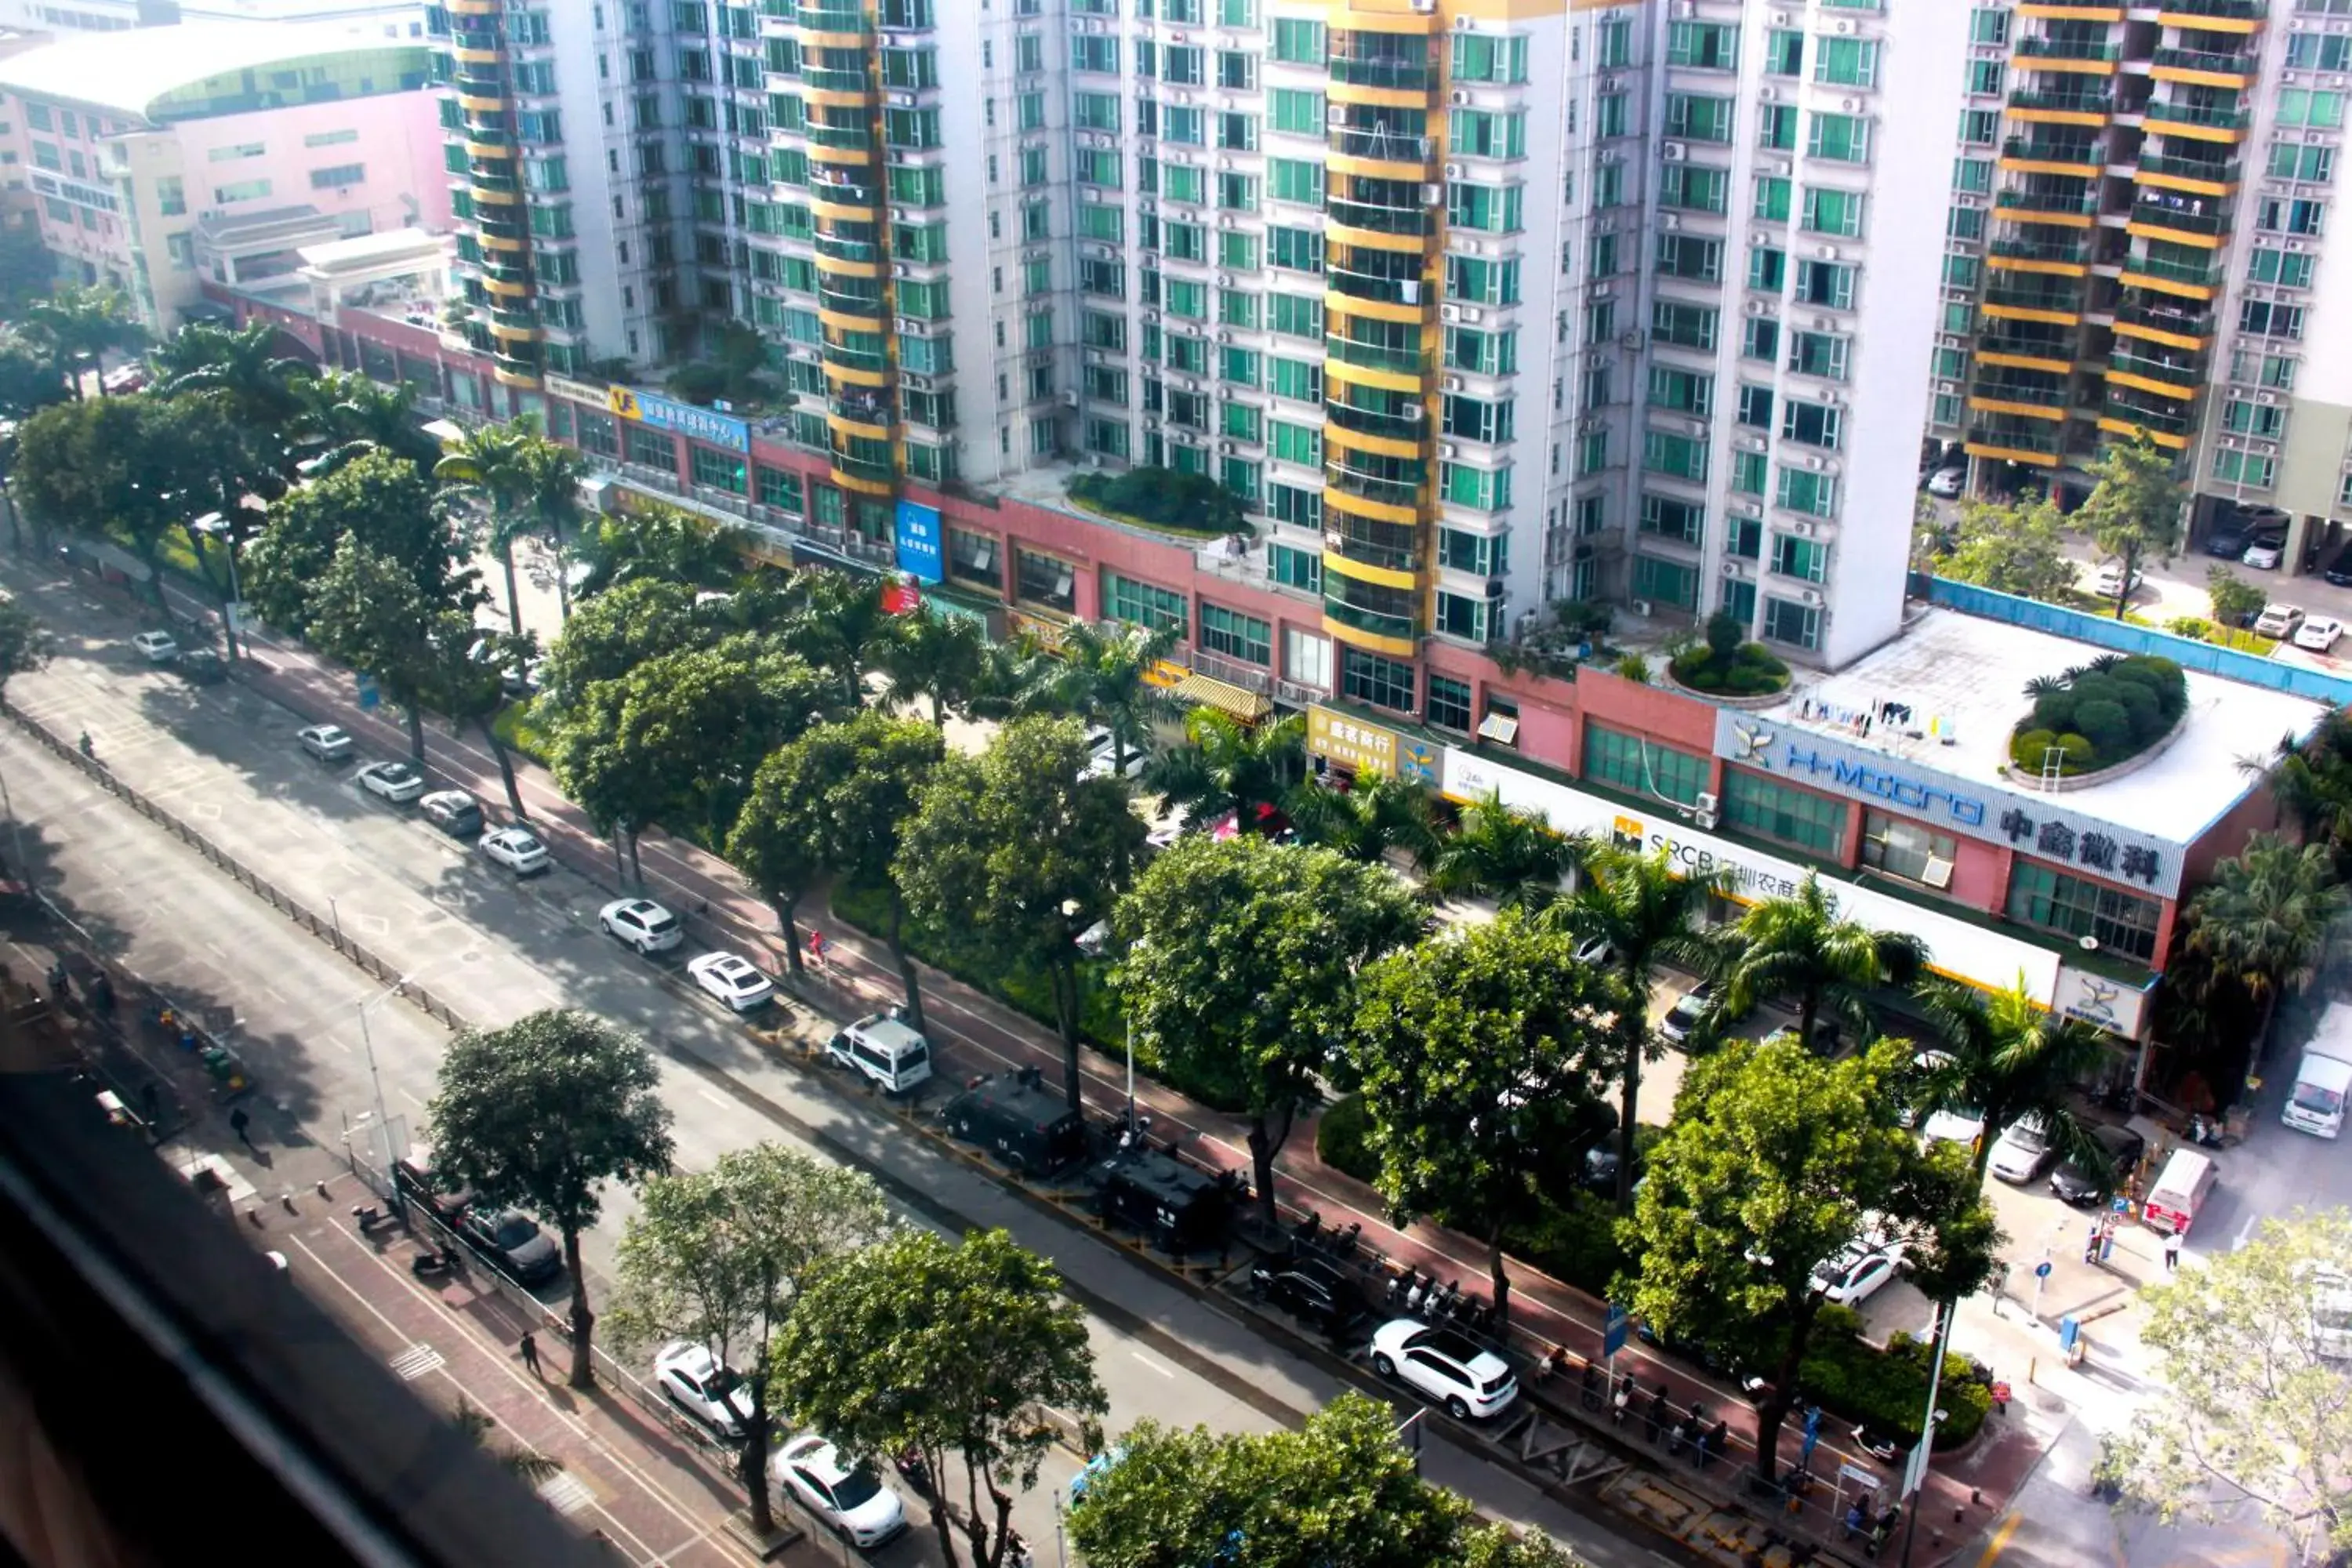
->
1779, 742, 1990, 827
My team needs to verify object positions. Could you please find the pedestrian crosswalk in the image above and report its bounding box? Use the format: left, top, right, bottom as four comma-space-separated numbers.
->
389, 1341, 444, 1381
537, 1473, 593, 1515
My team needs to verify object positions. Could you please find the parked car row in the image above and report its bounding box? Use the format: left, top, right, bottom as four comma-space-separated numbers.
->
390, 1144, 564, 1287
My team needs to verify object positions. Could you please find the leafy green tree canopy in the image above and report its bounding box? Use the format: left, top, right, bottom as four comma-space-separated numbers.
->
1929, 495, 2079, 604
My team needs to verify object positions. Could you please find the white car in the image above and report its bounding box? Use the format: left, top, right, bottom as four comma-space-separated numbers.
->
1080, 728, 1149, 782
1571, 935, 1617, 969
599, 897, 683, 954
653, 1341, 756, 1438
131, 630, 180, 662
478, 826, 551, 877
1926, 467, 1964, 499
1368, 1319, 1519, 1421
1809, 1239, 1905, 1306
298, 723, 354, 763
356, 760, 426, 804
2243, 536, 2287, 571
1920, 1099, 1986, 1149
2255, 604, 2306, 640
770, 1435, 907, 1549
2296, 615, 2344, 653
1987, 1114, 2055, 1183
2091, 563, 2143, 599
688, 950, 775, 1011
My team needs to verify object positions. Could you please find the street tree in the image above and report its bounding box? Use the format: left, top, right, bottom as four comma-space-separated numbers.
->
0, 593, 54, 696
1283, 769, 1438, 867
1142, 708, 1306, 835
519, 435, 587, 620
875, 608, 989, 726
434, 419, 546, 637
303, 536, 443, 761
1928, 495, 2079, 604
1425, 789, 1579, 911
728, 713, 943, 1013
775, 1227, 1105, 1568
2207, 565, 2266, 631
572, 499, 746, 600
241, 450, 459, 636
725, 750, 826, 982
607, 1146, 893, 1537
289, 369, 441, 471
1021, 619, 1179, 775
2183, 833, 2350, 1050
426, 1008, 675, 1389
1349, 912, 1621, 1323
2095, 1207, 2352, 1562
150, 318, 311, 440
22, 284, 143, 399
419, 616, 535, 819
1916, 978, 2126, 1190
2254, 707, 2352, 869
0, 229, 53, 318
9, 395, 201, 604
0, 327, 67, 421
771, 568, 896, 707
1714, 873, 1927, 1050
1621, 1036, 1996, 1487
1552, 845, 1726, 1209
1066, 1392, 1476, 1568
1113, 835, 1427, 1229
898, 717, 1146, 1109
535, 576, 707, 713
2081, 430, 2187, 621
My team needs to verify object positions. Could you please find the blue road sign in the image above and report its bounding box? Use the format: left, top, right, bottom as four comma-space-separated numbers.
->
2111, 1195, 2129, 1214
1602, 1302, 1631, 1358
2059, 1316, 2081, 1352
355, 673, 380, 711
2034, 1260, 2053, 1279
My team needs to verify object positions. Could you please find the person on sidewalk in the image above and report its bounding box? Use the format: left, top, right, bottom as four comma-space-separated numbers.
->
519, 1331, 542, 1377
229, 1106, 252, 1150
1646, 1385, 1669, 1444
805, 929, 829, 969
2163, 1232, 2181, 1273
1843, 1501, 1866, 1540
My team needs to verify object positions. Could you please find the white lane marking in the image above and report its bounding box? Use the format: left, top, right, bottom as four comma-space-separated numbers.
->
1131, 1350, 1176, 1379
694, 1087, 729, 1109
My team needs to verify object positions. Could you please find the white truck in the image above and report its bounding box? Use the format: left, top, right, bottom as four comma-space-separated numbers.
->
2281, 1003, 2352, 1138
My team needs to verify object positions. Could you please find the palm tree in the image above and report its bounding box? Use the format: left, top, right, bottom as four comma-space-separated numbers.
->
151, 319, 312, 434
875, 609, 987, 725
772, 567, 894, 706
1552, 846, 1726, 1208
1425, 789, 1577, 911
1022, 620, 1180, 775
291, 370, 440, 471
2184, 833, 2350, 1050
24, 285, 143, 400
518, 436, 587, 620
1713, 873, 1927, 1049
1142, 708, 1306, 831
1284, 770, 1438, 866
434, 420, 540, 635
449, 1396, 562, 1483
2250, 707, 2352, 864
1915, 979, 2113, 1190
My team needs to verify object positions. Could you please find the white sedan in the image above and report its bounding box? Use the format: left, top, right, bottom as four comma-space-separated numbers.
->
1809, 1240, 1905, 1306
2255, 604, 2305, 640
1987, 1114, 2054, 1183
478, 826, 552, 877
2091, 563, 2143, 600
131, 630, 180, 662
356, 760, 427, 804
599, 897, 683, 954
688, 951, 775, 1011
654, 1341, 755, 1438
1926, 467, 1964, 499
2296, 615, 2344, 653
771, 1435, 907, 1549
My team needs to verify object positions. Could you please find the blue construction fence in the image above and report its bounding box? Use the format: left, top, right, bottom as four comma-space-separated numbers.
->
1918, 575, 2352, 710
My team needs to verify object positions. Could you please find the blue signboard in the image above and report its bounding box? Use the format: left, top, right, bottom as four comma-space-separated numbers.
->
355, 672, 380, 711
608, 387, 750, 453
894, 499, 944, 585
1602, 1302, 1630, 1358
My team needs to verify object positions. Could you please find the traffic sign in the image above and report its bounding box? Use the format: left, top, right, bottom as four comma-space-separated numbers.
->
1838, 1462, 1880, 1490
2034, 1260, 2053, 1279
1602, 1302, 1631, 1358
355, 672, 379, 710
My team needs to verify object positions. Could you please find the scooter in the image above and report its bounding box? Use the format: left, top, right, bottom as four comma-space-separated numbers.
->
351, 1203, 396, 1236
2186, 1113, 2229, 1149
411, 1247, 461, 1279
892, 1447, 935, 1499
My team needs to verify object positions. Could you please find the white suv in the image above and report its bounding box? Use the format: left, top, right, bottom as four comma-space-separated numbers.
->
1369, 1319, 1518, 1421
599, 897, 683, 954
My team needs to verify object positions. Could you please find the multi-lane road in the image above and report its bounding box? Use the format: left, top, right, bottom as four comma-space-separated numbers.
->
0, 558, 1671, 1565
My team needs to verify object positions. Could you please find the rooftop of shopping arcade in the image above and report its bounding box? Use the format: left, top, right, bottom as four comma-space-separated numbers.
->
201, 263, 2352, 1050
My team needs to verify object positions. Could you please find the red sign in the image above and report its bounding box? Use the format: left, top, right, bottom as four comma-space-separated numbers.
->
881, 581, 922, 615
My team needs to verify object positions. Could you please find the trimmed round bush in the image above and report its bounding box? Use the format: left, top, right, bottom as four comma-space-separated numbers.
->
2012, 728, 2059, 770
2073, 699, 2132, 759
2032, 690, 2078, 734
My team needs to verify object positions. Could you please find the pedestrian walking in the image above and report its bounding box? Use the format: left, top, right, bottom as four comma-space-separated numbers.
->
1666, 1415, 1687, 1457
1611, 1373, 1634, 1426
1843, 1501, 1866, 1540
1646, 1385, 1669, 1444
519, 1331, 542, 1377
1704, 1419, 1727, 1468
806, 928, 829, 969
2163, 1232, 2181, 1273
229, 1105, 252, 1149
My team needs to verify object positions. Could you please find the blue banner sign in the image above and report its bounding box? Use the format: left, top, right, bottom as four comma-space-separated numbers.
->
894, 500, 943, 585
607, 386, 750, 453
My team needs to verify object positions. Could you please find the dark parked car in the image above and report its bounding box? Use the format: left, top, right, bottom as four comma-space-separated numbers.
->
419, 789, 484, 839
942, 1066, 1088, 1175
2325, 545, 2352, 588
176, 648, 227, 684
1249, 1254, 1369, 1336
1091, 1147, 1238, 1257
456, 1204, 564, 1286
2049, 1123, 2147, 1207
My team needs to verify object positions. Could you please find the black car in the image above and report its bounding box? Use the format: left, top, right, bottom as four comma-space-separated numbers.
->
1091, 1147, 1238, 1257
392, 1145, 477, 1225
2326, 544, 2352, 588
1249, 1254, 1368, 1336
456, 1204, 564, 1286
2049, 1123, 2146, 1207
176, 648, 227, 684
942, 1066, 1088, 1175
2204, 521, 2254, 558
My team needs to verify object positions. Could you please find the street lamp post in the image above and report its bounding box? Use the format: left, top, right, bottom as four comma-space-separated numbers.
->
351, 974, 406, 1180
191, 511, 241, 660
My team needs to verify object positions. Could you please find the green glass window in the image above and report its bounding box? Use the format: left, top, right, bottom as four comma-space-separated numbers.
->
1722, 768, 1847, 855
1584, 723, 1708, 807
1103, 570, 1188, 634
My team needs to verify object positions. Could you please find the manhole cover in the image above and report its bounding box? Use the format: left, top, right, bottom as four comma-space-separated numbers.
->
460, 949, 483, 964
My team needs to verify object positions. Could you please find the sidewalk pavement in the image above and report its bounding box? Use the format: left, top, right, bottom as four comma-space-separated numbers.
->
132, 561, 2040, 1566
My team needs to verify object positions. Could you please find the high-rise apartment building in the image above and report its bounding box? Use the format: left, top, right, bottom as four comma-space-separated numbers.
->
428, 0, 1968, 673
1933, 1, 2352, 572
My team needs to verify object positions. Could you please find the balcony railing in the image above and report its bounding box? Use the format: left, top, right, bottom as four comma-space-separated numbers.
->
1325, 333, 1428, 376
815, 233, 882, 263
1326, 198, 1436, 238
1327, 126, 1432, 164
2130, 197, 2227, 234
1325, 522, 1422, 575
1984, 278, 2085, 313
1327, 460, 1422, 510
2137, 151, 2238, 183
1966, 423, 2064, 456
2156, 0, 2263, 19
1994, 188, 2102, 218
1979, 331, 2078, 361
804, 66, 869, 94
1326, 396, 1425, 444
827, 446, 895, 482
1322, 593, 1419, 643
1327, 56, 1434, 92
808, 173, 879, 206
1327, 261, 1425, 307
822, 340, 888, 375
2102, 397, 2194, 436
2015, 36, 2123, 62
2143, 100, 2249, 130
1989, 236, 2092, 264
2007, 89, 2114, 114
805, 122, 875, 151
2151, 46, 2252, 75
1972, 370, 2071, 404
798, 2, 867, 32
2115, 299, 2212, 336
818, 285, 886, 317
2120, 252, 2224, 287
2107, 348, 2201, 385
2003, 136, 2103, 165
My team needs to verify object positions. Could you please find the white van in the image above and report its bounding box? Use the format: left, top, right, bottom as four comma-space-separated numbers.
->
826, 1013, 934, 1094
2283, 1050, 2352, 1138
2143, 1146, 2216, 1237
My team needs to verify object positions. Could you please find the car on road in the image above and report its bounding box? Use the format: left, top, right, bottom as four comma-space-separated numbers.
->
1080, 727, 1149, 782
687, 950, 774, 1011
2326, 545, 2352, 588
2256, 604, 2306, 640
100, 365, 149, 395
455, 1204, 564, 1286
1369, 1319, 1519, 1421
770, 1436, 907, 1549
2050, 1123, 2146, 1206
2243, 533, 2288, 571
2090, 563, 2143, 600
1659, 981, 1719, 1044
175, 647, 227, 684
1987, 1113, 2055, 1182
1920, 1095, 1985, 1149
1926, 467, 1964, 499
652, 1341, 756, 1438
131, 630, 180, 663
418, 789, 483, 838
599, 897, 683, 955
1571, 935, 1616, 969
298, 723, 354, 763
1809, 1235, 1905, 1306
1249, 1254, 1370, 1337
477, 825, 551, 877
356, 760, 427, 804
391, 1142, 476, 1225
2297, 615, 2345, 654
827, 1012, 932, 1093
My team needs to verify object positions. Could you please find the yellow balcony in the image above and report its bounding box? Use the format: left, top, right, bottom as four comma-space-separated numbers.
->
2149, 47, 2252, 88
